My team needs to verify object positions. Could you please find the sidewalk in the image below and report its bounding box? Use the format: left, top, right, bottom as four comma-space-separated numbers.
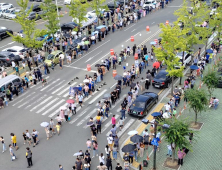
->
120, 50, 222, 169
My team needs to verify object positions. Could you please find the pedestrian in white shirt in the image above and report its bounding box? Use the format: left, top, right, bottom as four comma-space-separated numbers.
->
11, 61, 15, 70
99, 153, 105, 165
71, 103, 77, 115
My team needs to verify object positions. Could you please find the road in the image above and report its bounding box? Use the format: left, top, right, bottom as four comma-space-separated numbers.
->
0, 0, 184, 169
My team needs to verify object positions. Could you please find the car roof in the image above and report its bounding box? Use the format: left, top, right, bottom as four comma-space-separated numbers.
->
141, 92, 158, 98
51, 50, 62, 55
9, 46, 25, 50
0, 75, 20, 86
0, 51, 11, 55
158, 69, 168, 74
135, 95, 150, 102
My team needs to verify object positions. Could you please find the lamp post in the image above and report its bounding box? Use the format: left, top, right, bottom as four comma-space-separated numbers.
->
55, 0, 61, 32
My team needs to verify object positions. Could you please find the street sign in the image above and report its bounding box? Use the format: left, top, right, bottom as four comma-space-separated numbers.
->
151, 138, 159, 146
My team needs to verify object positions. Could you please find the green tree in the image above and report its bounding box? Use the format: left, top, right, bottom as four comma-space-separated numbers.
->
9, 0, 47, 49
40, 0, 62, 40
154, 24, 185, 96
91, 0, 108, 24
184, 88, 208, 124
202, 70, 219, 99
164, 118, 194, 163
67, 0, 89, 28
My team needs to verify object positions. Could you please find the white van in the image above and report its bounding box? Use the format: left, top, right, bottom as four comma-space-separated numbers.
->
0, 75, 21, 98
64, 0, 71, 5
175, 52, 192, 69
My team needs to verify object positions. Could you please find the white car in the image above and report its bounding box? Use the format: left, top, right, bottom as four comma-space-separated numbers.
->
0, 3, 13, 10
2, 46, 27, 59
2, 8, 15, 18
8, 9, 20, 20
175, 52, 192, 69
64, 0, 71, 5
143, 0, 156, 9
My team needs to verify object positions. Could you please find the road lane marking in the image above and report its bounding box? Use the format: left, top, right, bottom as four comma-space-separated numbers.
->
37, 98, 59, 114
76, 109, 97, 126
30, 96, 53, 112
42, 99, 65, 116
89, 89, 107, 105
57, 82, 77, 96
69, 107, 90, 124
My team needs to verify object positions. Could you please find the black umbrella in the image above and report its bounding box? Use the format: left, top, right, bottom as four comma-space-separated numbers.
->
114, 75, 123, 80
87, 121, 94, 126
95, 64, 100, 67
130, 134, 143, 143
122, 144, 136, 153
130, 83, 136, 88
103, 93, 111, 99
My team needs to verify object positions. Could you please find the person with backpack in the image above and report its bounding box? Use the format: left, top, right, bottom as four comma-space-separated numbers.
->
96, 119, 102, 134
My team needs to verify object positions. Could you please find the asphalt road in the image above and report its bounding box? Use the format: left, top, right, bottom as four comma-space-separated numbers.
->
0, 0, 184, 170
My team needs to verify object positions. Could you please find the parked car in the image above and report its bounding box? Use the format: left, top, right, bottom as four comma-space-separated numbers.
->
2, 46, 27, 59
44, 50, 64, 66
64, 0, 71, 4
107, 1, 120, 11
0, 27, 13, 41
118, 0, 129, 6
28, 12, 41, 20
217, 67, 222, 88
128, 92, 158, 117
175, 51, 192, 69
36, 34, 53, 43
61, 23, 76, 32
2, 8, 15, 18
152, 69, 172, 88
143, 0, 156, 9
26, 5, 42, 13
0, 51, 20, 67
0, 9, 6, 17
7, 9, 20, 19
0, 3, 14, 10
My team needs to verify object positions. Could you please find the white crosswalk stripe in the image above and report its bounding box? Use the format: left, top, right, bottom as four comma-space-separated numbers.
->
47, 80, 66, 92
40, 79, 60, 91
57, 82, 77, 96
12, 92, 36, 106
116, 119, 135, 137
42, 99, 65, 116
30, 96, 53, 112
37, 98, 59, 114
17, 94, 41, 108
89, 89, 107, 105
83, 91, 99, 102
48, 103, 67, 118
76, 109, 97, 126
101, 115, 120, 133
69, 107, 90, 124
24, 95, 47, 109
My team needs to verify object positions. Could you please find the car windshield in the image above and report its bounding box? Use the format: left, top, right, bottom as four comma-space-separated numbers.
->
155, 73, 167, 80
5, 9, 10, 13
132, 101, 145, 108
145, 2, 152, 4
47, 54, 54, 60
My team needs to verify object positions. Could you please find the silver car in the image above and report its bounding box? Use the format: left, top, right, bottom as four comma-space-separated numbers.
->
2, 8, 15, 19
7, 9, 20, 19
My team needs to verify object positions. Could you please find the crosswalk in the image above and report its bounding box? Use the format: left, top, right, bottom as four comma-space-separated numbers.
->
10, 76, 136, 136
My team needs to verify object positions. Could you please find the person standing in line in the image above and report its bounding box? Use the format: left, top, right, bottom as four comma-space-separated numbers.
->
96, 119, 102, 134
120, 107, 126, 120
0, 136, 6, 153
59, 57, 63, 69
99, 153, 105, 165
112, 144, 118, 160
26, 147, 33, 168
9, 144, 16, 161
24, 76, 29, 89
114, 136, 119, 151
106, 155, 112, 170
177, 149, 186, 166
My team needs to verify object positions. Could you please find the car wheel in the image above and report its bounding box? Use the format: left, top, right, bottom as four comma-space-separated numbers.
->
166, 83, 169, 88
0, 36, 2, 41
4, 62, 9, 67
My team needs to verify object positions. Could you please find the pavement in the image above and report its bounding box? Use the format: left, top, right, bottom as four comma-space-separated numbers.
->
0, 0, 191, 170
119, 43, 222, 169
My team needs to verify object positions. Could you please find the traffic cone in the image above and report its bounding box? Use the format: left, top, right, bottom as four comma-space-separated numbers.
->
184, 104, 186, 110
199, 81, 202, 89
179, 108, 182, 115
147, 155, 149, 160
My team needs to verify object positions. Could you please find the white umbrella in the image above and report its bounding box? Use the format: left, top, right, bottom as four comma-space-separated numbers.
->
60, 106, 67, 110
91, 36, 95, 40
73, 152, 83, 156
40, 122, 49, 127
128, 130, 138, 136
83, 79, 90, 83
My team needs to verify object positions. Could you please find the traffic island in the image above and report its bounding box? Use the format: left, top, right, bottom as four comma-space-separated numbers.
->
163, 158, 180, 169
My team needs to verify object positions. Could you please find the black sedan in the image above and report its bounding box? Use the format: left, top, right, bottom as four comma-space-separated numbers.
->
128, 92, 158, 117
0, 51, 20, 67
152, 69, 172, 88
0, 27, 13, 41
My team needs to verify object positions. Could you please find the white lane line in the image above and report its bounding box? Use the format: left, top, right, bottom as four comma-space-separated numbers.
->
131, 29, 136, 32
110, 83, 117, 89
12, 92, 36, 106
48, 102, 67, 118
57, 82, 77, 96
40, 79, 60, 91
76, 109, 97, 126
17, 94, 41, 108
47, 80, 66, 92
37, 98, 59, 114
30, 76, 49, 89
90, 52, 109, 67
124, 24, 136, 31
24, 95, 46, 109
85, 51, 103, 63
30, 96, 53, 112
102, 115, 120, 133
0, 41, 15, 49
106, 117, 128, 136
42, 99, 65, 116
151, 22, 155, 24
117, 119, 135, 137
88, 89, 107, 105
83, 91, 98, 102
70, 40, 111, 65
51, 82, 70, 94
69, 107, 90, 124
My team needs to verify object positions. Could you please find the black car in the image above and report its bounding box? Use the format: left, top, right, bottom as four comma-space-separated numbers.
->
0, 52, 20, 67
28, 12, 41, 20
61, 23, 76, 32
26, 5, 42, 13
152, 69, 172, 88
128, 92, 158, 117
107, 1, 120, 11
217, 67, 222, 88
117, 0, 129, 6
0, 27, 13, 41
